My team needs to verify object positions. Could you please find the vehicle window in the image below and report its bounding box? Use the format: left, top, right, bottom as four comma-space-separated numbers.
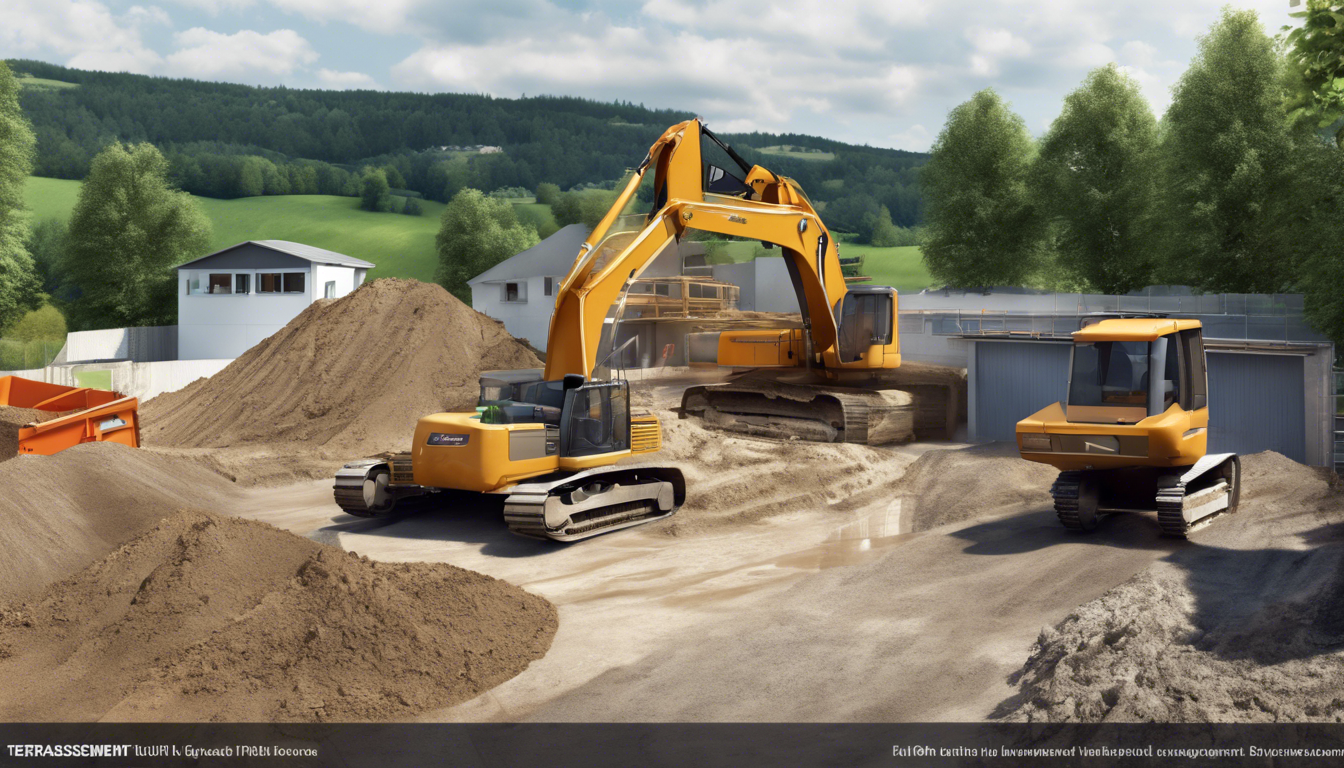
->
1069, 341, 1150, 407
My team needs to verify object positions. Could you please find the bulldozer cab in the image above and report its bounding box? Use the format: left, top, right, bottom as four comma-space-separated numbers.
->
1066, 321, 1208, 425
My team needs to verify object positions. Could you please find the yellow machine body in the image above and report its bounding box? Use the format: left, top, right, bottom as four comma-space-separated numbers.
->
410, 411, 664, 493
1016, 318, 1209, 472
1013, 317, 1239, 538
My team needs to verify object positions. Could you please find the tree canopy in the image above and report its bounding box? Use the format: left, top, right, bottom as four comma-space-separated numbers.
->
0, 61, 43, 333
1157, 8, 1294, 294
63, 142, 212, 330
920, 89, 1044, 287
1033, 64, 1160, 294
435, 189, 540, 303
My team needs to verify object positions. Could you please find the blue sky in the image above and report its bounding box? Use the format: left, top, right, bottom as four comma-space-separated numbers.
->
1, 0, 1302, 151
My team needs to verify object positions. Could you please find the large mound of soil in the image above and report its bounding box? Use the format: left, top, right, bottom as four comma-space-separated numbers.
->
141, 279, 541, 456
1001, 452, 1344, 723
0, 510, 557, 722
0, 442, 238, 604
896, 443, 1058, 532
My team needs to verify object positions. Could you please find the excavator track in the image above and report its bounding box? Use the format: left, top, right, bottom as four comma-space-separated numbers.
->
681, 380, 914, 445
1050, 471, 1087, 531
1049, 455, 1240, 538
502, 465, 686, 542
1155, 454, 1240, 538
333, 455, 425, 518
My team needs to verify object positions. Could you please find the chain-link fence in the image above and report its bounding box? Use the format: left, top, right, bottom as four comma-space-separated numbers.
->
0, 339, 63, 371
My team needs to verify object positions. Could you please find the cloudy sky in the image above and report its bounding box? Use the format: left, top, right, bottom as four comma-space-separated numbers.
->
1, 0, 1302, 151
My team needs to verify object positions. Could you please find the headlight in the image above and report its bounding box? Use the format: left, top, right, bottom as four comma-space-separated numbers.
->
1020, 434, 1052, 452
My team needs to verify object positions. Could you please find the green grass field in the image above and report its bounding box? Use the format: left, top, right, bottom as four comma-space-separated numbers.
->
756, 145, 836, 162
24, 176, 934, 291
16, 77, 78, 90
25, 177, 471, 282
704, 239, 932, 293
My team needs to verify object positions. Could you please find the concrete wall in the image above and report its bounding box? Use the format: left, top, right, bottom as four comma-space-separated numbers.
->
59, 326, 177, 364
313, 263, 362, 299
1, 358, 233, 402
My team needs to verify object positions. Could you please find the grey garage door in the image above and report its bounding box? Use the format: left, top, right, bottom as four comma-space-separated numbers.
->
974, 340, 1072, 442
1207, 352, 1305, 462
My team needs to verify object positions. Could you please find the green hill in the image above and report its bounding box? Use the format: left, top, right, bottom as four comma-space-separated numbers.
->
25, 176, 445, 281
24, 176, 932, 291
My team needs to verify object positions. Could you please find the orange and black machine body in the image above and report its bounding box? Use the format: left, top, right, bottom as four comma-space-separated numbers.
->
335, 118, 865, 541
0, 376, 140, 455
1015, 317, 1240, 537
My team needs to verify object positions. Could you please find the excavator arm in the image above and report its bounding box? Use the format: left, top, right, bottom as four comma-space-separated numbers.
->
543, 119, 852, 381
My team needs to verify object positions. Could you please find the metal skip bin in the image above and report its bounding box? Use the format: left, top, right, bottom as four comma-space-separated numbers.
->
0, 376, 141, 456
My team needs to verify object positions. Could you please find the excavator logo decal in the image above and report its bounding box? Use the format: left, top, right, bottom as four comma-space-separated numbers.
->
428, 433, 470, 446
727, 215, 747, 224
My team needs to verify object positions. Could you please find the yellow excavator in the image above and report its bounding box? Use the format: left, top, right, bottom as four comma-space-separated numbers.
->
1015, 316, 1240, 537
335, 118, 915, 539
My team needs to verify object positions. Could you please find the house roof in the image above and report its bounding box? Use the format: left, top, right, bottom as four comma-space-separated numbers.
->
468, 224, 589, 285
174, 240, 376, 270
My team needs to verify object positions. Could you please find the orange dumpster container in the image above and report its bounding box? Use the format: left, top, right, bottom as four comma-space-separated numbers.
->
0, 375, 140, 456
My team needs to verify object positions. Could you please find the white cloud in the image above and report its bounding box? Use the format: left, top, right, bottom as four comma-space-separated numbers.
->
0, 0, 164, 73
317, 68, 377, 89
165, 0, 256, 12
966, 27, 1032, 76
166, 28, 318, 78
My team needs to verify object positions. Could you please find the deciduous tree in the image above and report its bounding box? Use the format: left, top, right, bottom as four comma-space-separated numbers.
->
64, 142, 211, 330
1033, 65, 1160, 294
0, 62, 43, 332
920, 89, 1044, 287
435, 189, 539, 302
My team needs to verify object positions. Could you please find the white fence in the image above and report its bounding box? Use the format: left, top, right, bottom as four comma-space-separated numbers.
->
0, 358, 232, 402
56, 326, 178, 364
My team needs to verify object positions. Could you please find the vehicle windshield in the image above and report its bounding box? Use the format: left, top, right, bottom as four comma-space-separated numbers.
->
1068, 341, 1150, 407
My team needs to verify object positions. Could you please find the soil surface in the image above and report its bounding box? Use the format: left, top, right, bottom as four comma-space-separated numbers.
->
141, 278, 540, 462
1001, 452, 1344, 723
0, 510, 556, 722
0, 442, 237, 604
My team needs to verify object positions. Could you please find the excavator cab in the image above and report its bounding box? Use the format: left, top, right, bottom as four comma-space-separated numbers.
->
1016, 317, 1239, 537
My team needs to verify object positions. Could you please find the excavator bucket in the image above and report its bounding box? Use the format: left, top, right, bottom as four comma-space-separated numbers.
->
0, 375, 140, 456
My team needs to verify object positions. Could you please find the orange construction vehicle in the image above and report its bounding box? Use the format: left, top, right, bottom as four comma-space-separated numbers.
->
0, 376, 140, 455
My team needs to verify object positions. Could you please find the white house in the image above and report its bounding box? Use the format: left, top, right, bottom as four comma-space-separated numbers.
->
468, 224, 591, 350
175, 240, 373, 360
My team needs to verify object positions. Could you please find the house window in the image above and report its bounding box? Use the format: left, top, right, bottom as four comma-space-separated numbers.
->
655, 283, 671, 297
544, 277, 554, 297
505, 283, 519, 302
283, 273, 306, 294
208, 274, 232, 294
235, 274, 250, 294
324, 281, 336, 299
258, 273, 282, 293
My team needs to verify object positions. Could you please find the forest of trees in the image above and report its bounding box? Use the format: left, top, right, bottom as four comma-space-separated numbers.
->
7, 59, 927, 227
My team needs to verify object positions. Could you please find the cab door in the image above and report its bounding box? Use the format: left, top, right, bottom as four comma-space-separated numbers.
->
560, 382, 631, 457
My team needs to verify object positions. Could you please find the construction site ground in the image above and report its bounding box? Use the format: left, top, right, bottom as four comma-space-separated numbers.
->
232, 371, 1344, 724
2, 281, 1340, 723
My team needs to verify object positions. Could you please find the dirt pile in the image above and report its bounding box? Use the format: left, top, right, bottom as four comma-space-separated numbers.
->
1001, 452, 1344, 723
0, 510, 557, 722
897, 443, 1058, 532
0, 442, 237, 604
141, 278, 541, 457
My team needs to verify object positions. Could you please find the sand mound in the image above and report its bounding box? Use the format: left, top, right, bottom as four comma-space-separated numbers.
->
897, 443, 1058, 532
0, 442, 238, 604
0, 510, 557, 722
141, 278, 541, 456
1001, 452, 1344, 723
